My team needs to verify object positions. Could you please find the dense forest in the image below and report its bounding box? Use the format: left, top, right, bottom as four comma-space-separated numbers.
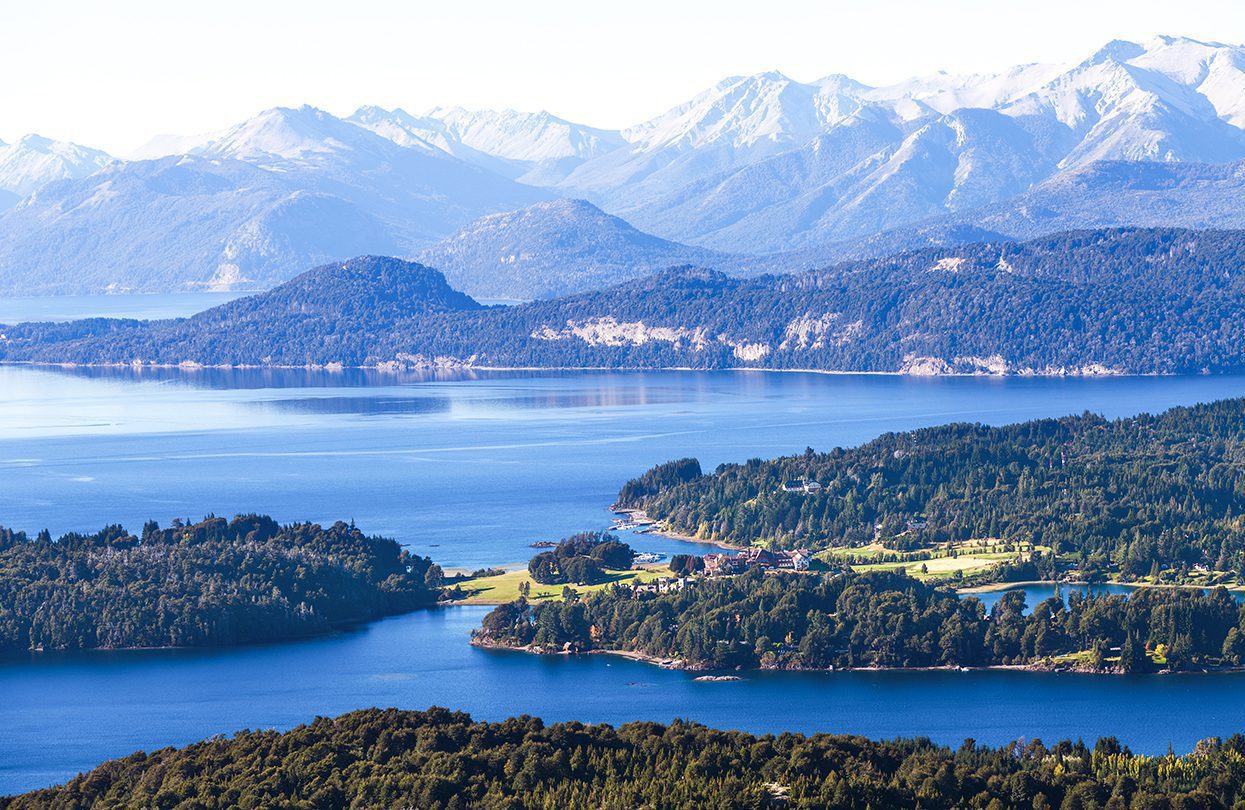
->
10, 706, 1245, 809
0, 514, 439, 651
476, 570, 1245, 673
3, 228, 1244, 374
618, 398, 1245, 579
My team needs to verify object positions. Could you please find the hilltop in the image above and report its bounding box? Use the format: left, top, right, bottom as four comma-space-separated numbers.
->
415, 198, 731, 299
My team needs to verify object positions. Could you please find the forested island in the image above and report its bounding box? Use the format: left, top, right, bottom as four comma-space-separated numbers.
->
8, 706, 1245, 809
0, 514, 440, 651
3, 228, 1244, 375
475, 570, 1245, 673
618, 398, 1245, 585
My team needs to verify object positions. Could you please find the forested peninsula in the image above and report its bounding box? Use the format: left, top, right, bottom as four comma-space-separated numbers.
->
3, 228, 1244, 375
618, 398, 1245, 585
8, 706, 1245, 809
474, 570, 1245, 673
0, 514, 440, 651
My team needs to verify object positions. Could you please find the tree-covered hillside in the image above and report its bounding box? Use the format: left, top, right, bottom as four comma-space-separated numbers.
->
0, 514, 439, 650
617, 398, 1245, 578
415, 198, 730, 300
9, 706, 1245, 809
3, 228, 1244, 374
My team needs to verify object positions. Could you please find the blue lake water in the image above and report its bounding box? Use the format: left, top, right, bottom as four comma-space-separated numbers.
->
970, 583, 1245, 614
3, 366, 1245, 792
0, 291, 517, 325
0, 291, 251, 324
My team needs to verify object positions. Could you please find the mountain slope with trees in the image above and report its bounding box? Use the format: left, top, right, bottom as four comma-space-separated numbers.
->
3, 228, 1244, 375
415, 198, 731, 300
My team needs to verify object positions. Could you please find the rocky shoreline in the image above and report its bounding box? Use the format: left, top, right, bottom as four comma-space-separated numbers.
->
470, 636, 1245, 676
1, 359, 1148, 378
610, 508, 746, 551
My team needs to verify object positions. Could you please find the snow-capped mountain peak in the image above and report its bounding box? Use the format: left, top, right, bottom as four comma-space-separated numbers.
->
197, 105, 366, 163
1127, 35, 1245, 127
621, 70, 861, 152
1130, 35, 1230, 83
1081, 38, 1149, 68
814, 73, 871, 95
987, 37, 1245, 166
587, 35, 1245, 255
346, 106, 441, 151
0, 134, 113, 197
421, 106, 626, 163
864, 61, 1069, 115
348, 104, 624, 175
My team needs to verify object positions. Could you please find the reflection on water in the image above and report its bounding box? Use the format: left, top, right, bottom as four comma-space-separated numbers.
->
46, 366, 731, 412
258, 387, 693, 416
45, 364, 493, 390
264, 395, 455, 416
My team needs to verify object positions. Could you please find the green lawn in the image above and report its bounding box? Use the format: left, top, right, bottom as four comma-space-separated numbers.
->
818, 539, 1048, 581
450, 566, 675, 604
1046, 649, 1169, 668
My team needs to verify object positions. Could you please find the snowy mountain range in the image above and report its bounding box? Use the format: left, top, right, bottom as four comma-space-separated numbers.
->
597, 35, 1245, 252
0, 107, 546, 294
348, 106, 625, 186
0, 135, 112, 208
722, 157, 1245, 276
3, 35, 1245, 296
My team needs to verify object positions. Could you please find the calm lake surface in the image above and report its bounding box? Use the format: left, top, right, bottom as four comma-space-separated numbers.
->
0, 291, 251, 324
971, 583, 1245, 614
3, 365, 1245, 792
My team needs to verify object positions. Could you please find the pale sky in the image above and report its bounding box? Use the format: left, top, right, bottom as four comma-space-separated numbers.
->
2, 0, 1242, 155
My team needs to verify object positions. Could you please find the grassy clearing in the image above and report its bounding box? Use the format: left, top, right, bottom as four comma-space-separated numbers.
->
1044, 649, 1173, 669
820, 542, 891, 560
451, 566, 675, 604
851, 554, 1010, 579
822, 539, 1035, 558
819, 539, 1048, 582
1048, 650, 1096, 666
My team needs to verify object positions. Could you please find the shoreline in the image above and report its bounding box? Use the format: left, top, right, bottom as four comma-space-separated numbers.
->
612, 508, 747, 551
957, 579, 1082, 594
0, 359, 1174, 379
957, 579, 1245, 595
471, 637, 1245, 677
